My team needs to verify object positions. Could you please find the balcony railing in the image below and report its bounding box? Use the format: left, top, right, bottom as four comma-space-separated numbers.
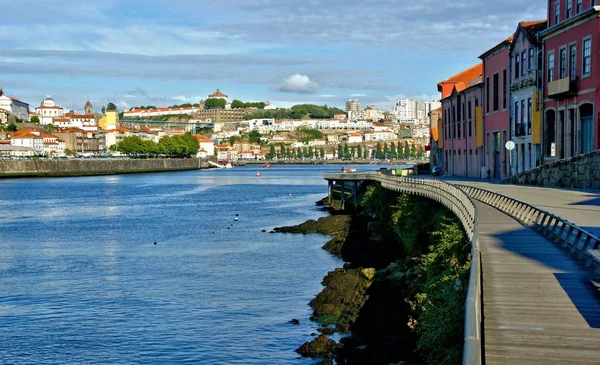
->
548, 76, 579, 98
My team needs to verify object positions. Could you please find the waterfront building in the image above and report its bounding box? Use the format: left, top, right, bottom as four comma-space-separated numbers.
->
54, 128, 106, 154
345, 99, 361, 114
480, 36, 513, 178
539, 1, 600, 162
438, 63, 484, 177
35, 96, 64, 125
194, 135, 215, 158
65, 112, 98, 131
428, 107, 443, 167
0, 89, 30, 122
508, 20, 547, 174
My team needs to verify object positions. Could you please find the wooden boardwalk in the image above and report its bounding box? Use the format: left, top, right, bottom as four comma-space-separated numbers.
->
477, 201, 600, 364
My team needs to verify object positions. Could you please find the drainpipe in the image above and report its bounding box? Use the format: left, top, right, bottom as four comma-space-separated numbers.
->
509, 46, 514, 177
537, 30, 545, 164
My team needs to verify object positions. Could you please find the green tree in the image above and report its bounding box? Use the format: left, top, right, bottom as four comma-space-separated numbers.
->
107, 102, 117, 111
204, 98, 226, 109
357, 145, 362, 159
279, 143, 286, 159
308, 146, 314, 159
230, 99, 245, 109
268, 144, 276, 159
229, 135, 238, 146
30, 115, 40, 124
411, 142, 416, 158
363, 148, 369, 159
343, 143, 350, 159
248, 130, 262, 144
5, 123, 17, 131
337, 144, 343, 159
383, 142, 389, 158
390, 142, 396, 158
350, 146, 355, 159
376, 142, 382, 159
404, 142, 410, 159
320, 147, 325, 159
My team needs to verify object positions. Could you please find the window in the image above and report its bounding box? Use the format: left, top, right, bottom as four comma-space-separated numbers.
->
457, 94, 462, 121
576, 0, 582, 13
528, 48, 534, 72
515, 55, 520, 79
548, 52, 555, 81
569, 44, 577, 78
521, 100, 525, 128
514, 101, 519, 131
566, 0, 572, 18
559, 48, 567, 78
521, 51, 527, 76
583, 38, 591, 75
527, 98, 532, 135
493, 73, 499, 111
554, 1, 560, 25
503, 69, 507, 109
486, 77, 490, 113
468, 100, 472, 137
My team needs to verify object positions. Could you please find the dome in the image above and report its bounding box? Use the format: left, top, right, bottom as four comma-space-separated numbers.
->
42, 95, 56, 107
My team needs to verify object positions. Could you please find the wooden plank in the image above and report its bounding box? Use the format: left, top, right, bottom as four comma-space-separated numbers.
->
477, 202, 600, 364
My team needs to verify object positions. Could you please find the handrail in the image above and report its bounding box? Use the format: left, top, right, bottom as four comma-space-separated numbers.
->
323, 172, 482, 365
455, 184, 600, 271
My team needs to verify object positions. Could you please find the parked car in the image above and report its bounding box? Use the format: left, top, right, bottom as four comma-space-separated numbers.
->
432, 165, 443, 176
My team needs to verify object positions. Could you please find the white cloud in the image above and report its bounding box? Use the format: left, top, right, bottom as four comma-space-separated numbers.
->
350, 93, 367, 97
277, 74, 320, 94
318, 94, 337, 98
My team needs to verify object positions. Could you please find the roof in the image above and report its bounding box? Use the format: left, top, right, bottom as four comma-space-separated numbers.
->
65, 113, 95, 119
194, 135, 214, 143
437, 63, 483, 99
36, 105, 64, 110
479, 35, 514, 60
209, 88, 227, 98
509, 20, 547, 52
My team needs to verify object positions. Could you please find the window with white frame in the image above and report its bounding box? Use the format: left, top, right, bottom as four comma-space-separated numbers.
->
566, 0, 572, 18
554, 1, 560, 24
576, 0, 582, 13
583, 38, 591, 75
569, 44, 577, 78
548, 52, 555, 81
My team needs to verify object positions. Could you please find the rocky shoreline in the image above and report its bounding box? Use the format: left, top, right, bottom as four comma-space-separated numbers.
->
273, 196, 415, 365
274, 184, 470, 365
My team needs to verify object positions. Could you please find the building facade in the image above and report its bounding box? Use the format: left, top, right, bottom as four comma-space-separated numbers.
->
480, 37, 513, 179
0, 89, 30, 121
345, 99, 361, 114
35, 96, 65, 125
438, 64, 484, 177
509, 21, 547, 174
540, 1, 600, 162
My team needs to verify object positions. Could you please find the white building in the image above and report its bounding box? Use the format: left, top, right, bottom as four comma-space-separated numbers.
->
345, 99, 361, 114
124, 106, 202, 118
195, 135, 215, 158
364, 130, 395, 142
347, 132, 363, 144
393, 99, 417, 124
35, 96, 65, 125
65, 113, 97, 131
0, 89, 30, 121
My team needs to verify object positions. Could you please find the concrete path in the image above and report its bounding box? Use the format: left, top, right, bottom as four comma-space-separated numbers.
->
446, 178, 600, 238
476, 201, 600, 364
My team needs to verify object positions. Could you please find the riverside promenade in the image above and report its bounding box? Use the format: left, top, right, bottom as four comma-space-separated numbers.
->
324, 172, 600, 364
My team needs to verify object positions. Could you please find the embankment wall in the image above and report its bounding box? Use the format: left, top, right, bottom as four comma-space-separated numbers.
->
503, 150, 600, 190
0, 158, 205, 178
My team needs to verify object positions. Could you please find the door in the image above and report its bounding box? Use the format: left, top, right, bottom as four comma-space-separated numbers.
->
582, 116, 593, 153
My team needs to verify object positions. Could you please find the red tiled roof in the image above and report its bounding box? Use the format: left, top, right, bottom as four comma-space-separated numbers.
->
36, 105, 64, 109
210, 88, 227, 98
437, 63, 483, 99
479, 35, 514, 60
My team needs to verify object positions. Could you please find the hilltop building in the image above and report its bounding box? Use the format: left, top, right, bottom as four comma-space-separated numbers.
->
35, 96, 65, 125
0, 89, 30, 121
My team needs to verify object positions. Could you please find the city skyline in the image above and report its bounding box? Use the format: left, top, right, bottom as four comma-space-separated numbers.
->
1, 0, 546, 112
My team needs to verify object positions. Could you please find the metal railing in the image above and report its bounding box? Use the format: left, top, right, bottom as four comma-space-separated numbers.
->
323, 172, 482, 365
456, 184, 600, 273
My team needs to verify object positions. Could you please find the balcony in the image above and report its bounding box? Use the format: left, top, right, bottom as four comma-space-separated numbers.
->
548, 76, 579, 99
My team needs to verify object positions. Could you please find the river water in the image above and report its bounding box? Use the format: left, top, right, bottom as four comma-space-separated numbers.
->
0, 164, 383, 364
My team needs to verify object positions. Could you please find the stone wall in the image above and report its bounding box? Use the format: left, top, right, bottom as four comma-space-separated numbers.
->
503, 150, 600, 190
0, 158, 204, 178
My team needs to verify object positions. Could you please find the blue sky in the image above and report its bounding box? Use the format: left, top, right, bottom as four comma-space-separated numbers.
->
0, 0, 546, 113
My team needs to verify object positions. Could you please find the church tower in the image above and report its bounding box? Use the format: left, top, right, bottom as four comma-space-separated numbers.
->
84, 100, 93, 115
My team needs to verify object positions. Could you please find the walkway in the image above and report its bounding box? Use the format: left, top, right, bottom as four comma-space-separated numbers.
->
446, 178, 600, 238
476, 202, 600, 364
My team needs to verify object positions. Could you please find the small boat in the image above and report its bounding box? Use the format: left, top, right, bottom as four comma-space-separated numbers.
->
256, 170, 261, 177
263, 162, 271, 168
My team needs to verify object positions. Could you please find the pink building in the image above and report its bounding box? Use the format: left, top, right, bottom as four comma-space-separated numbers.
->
539, 1, 599, 162
480, 37, 513, 178
438, 64, 484, 177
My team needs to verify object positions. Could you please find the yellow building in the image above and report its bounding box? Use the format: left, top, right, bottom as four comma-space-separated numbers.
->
99, 110, 118, 131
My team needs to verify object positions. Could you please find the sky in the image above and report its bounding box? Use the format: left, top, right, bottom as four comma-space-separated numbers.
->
0, 0, 547, 113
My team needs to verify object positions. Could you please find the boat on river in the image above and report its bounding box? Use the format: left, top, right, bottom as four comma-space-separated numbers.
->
263, 162, 271, 168
208, 161, 233, 169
